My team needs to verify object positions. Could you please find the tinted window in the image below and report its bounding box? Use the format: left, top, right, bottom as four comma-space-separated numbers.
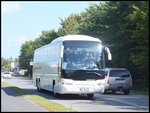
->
62, 70, 105, 80
109, 70, 130, 77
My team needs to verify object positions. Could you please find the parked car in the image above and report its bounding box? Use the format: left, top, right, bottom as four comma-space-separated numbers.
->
103, 68, 132, 95
2, 71, 12, 79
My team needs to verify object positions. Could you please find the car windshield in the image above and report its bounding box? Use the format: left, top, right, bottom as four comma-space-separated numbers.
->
109, 70, 130, 77
62, 41, 104, 70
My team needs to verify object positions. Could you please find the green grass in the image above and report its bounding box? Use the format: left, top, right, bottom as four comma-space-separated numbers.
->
131, 87, 149, 96
1, 82, 75, 112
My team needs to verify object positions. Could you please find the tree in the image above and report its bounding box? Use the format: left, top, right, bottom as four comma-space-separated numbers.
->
19, 41, 34, 69
128, 1, 149, 87
58, 14, 81, 36
75, 1, 149, 87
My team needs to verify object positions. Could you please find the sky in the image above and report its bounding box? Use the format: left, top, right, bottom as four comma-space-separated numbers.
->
1, 1, 100, 60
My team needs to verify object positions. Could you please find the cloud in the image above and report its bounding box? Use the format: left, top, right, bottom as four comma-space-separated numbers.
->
1, 1, 22, 14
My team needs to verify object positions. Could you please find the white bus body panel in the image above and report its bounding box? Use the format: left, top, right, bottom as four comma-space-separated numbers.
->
55, 79, 105, 94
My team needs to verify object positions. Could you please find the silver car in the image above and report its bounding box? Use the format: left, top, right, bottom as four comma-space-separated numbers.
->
103, 68, 132, 95
2, 71, 12, 79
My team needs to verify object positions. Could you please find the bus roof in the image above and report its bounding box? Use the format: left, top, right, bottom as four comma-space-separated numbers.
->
51, 35, 102, 44
35, 35, 102, 51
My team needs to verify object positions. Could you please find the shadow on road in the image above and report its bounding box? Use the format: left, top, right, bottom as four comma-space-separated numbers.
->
1, 85, 94, 100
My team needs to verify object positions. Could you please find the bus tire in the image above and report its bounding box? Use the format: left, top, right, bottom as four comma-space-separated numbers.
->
53, 81, 60, 98
87, 94, 94, 99
53, 85, 60, 98
36, 79, 42, 92
102, 89, 107, 95
124, 89, 130, 95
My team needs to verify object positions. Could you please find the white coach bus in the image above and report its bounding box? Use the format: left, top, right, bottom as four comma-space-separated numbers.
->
33, 35, 111, 98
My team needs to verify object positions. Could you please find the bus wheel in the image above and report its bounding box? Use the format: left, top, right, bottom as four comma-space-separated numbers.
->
36, 79, 42, 92
53, 85, 60, 98
87, 94, 94, 99
124, 89, 130, 95
102, 89, 107, 95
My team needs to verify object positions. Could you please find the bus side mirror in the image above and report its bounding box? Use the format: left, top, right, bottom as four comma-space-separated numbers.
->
108, 53, 112, 60
105, 47, 112, 60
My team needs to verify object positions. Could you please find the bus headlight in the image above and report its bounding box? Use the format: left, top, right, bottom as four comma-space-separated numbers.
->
97, 83, 104, 86
62, 82, 73, 85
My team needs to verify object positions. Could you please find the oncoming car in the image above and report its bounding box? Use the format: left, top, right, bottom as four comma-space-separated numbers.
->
2, 71, 12, 79
103, 68, 132, 95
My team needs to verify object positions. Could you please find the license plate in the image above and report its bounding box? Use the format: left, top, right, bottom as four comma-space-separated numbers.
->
116, 80, 125, 83
80, 88, 89, 91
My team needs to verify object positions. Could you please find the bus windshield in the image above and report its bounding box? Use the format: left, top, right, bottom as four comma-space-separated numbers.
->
62, 41, 104, 71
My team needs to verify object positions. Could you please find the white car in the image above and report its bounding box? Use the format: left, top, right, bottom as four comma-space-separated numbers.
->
1, 76, 4, 82
2, 71, 12, 79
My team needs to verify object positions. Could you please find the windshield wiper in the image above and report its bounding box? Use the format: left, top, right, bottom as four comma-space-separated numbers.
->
86, 72, 103, 76
86, 66, 99, 70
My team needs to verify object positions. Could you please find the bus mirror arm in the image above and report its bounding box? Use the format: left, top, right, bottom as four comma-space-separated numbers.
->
95, 60, 100, 69
105, 47, 112, 60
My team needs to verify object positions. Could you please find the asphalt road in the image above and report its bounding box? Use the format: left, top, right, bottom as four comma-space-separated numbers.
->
1, 88, 47, 112
1, 76, 149, 112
